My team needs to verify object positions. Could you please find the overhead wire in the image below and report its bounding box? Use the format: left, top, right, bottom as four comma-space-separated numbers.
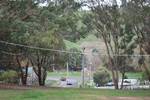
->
0, 40, 150, 57
0, 40, 85, 55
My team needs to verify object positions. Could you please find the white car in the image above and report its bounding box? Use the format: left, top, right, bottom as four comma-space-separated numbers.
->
66, 79, 77, 86
105, 82, 114, 86
119, 79, 139, 86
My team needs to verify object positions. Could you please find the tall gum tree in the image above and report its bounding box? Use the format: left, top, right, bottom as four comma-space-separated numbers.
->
85, 0, 136, 89
125, 0, 150, 81
27, 31, 65, 86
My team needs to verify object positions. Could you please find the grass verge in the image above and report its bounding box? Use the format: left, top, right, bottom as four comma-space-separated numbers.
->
0, 88, 150, 100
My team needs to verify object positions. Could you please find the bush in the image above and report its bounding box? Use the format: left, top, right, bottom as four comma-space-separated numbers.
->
0, 70, 19, 83
93, 67, 110, 86
142, 71, 149, 80
123, 74, 128, 79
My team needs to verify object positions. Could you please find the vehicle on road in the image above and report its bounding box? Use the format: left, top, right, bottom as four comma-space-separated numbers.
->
105, 82, 114, 86
66, 79, 78, 86
60, 77, 66, 81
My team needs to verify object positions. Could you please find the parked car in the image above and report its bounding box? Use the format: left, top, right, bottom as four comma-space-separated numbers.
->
60, 77, 66, 81
66, 79, 77, 86
119, 79, 139, 86
120, 80, 131, 86
105, 82, 114, 86
66, 82, 73, 85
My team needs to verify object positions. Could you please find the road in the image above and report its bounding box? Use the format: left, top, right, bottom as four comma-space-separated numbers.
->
46, 76, 89, 88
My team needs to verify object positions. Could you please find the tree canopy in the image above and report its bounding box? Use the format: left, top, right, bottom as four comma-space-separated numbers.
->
0, 0, 150, 87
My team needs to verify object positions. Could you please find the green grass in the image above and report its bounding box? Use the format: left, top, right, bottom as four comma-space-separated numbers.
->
47, 71, 81, 77
126, 72, 142, 79
0, 88, 150, 100
47, 71, 142, 79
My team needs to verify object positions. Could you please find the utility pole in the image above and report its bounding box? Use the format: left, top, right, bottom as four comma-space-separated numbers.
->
89, 62, 92, 82
66, 62, 69, 78
81, 48, 85, 87
52, 55, 55, 71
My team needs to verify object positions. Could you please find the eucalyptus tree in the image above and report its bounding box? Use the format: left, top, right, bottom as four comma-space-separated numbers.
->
0, 0, 46, 85
125, 0, 150, 81
27, 31, 65, 86
68, 48, 82, 70
45, 0, 90, 42
0, 0, 66, 85
84, 0, 137, 89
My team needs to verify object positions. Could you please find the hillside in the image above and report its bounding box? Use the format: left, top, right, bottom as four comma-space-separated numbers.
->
64, 40, 81, 50
64, 34, 106, 53
64, 34, 107, 70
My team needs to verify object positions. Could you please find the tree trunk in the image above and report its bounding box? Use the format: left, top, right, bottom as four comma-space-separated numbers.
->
115, 71, 119, 89
120, 72, 125, 89
16, 56, 28, 85
139, 44, 150, 81
24, 61, 29, 85
143, 63, 150, 81
39, 79, 45, 86
109, 58, 119, 89
37, 66, 46, 86
114, 77, 119, 89
102, 35, 119, 89
38, 66, 42, 86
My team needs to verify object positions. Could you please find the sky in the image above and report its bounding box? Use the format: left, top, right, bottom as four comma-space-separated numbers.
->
39, 0, 122, 10
81, 0, 122, 10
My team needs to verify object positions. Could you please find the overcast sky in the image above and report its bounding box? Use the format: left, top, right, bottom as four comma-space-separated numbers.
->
39, 0, 122, 9
81, 0, 122, 10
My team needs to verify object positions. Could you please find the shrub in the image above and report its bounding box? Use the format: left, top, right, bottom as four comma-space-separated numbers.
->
123, 74, 128, 79
0, 70, 19, 83
93, 67, 110, 86
142, 71, 149, 80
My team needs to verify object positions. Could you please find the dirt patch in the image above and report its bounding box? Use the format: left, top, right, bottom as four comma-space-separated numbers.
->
113, 97, 142, 100
98, 97, 150, 100
84, 95, 150, 100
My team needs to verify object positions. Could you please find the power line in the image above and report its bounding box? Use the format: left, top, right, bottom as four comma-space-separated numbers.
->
0, 40, 150, 57
0, 40, 85, 55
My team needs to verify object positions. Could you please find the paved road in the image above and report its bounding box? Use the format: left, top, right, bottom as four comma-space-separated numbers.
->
95, 85, 150, 90
46, 76, 89, 88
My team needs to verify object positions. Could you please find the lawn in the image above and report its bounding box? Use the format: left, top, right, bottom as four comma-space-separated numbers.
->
126, 72, 142, 79
47, 71, 81, 77
48, 71, 142, 79
0, 88, 150, 100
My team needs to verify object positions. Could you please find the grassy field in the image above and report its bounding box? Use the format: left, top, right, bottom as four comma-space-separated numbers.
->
126, 72, 142, 79
0, 88, 150, 100
47, 71, 142, 79
47, 71, 81, 77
